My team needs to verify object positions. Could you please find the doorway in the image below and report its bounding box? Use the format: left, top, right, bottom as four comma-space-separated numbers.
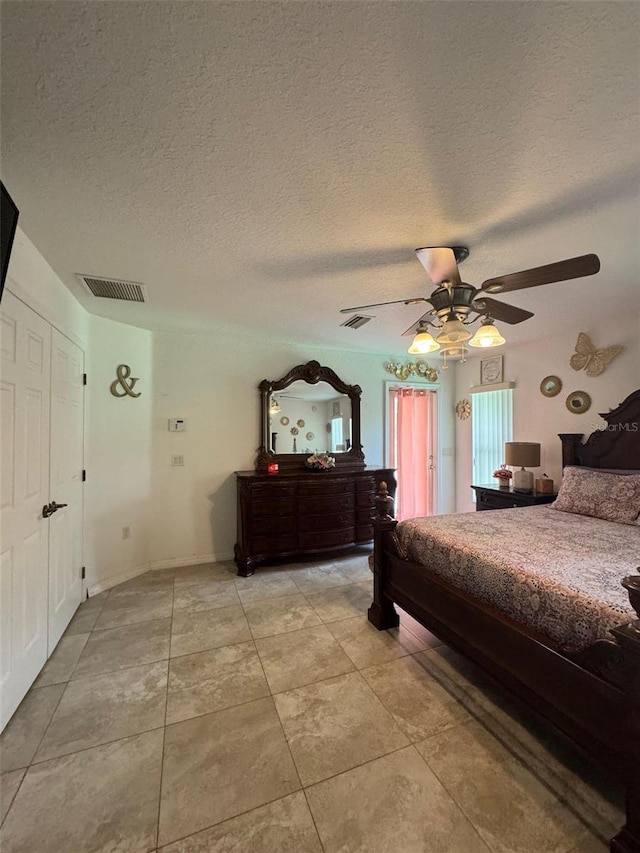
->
386, 384, 438, 521
0, 291, 84, 729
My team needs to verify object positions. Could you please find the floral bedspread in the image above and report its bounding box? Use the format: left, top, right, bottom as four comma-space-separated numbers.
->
396, 506, 639, 652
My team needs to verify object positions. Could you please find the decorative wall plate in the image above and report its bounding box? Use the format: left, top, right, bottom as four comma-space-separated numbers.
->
306, 431, 314, 441
565, 390, 591, 414
280, 416, 290, 425
290, 426, 299, 435
540, 376, 562, 398
455, 399, 471, 420
297, 419, 305, 428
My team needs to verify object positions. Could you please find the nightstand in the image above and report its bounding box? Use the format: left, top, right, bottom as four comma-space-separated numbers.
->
471, 484, 558, 511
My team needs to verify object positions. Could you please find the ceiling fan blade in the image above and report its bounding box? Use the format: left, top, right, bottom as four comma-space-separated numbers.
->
415, 247, 462, 287
339, 297, 428, 314
473, 297, 533, 324
402, 312, 435, 337
480, 254, 600, 294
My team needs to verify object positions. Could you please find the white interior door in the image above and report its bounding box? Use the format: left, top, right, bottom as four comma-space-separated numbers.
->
0, 292, 51, 730
48, 329, 84, 652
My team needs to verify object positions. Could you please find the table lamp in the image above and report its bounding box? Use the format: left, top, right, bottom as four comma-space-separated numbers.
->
504, 442, 541, 493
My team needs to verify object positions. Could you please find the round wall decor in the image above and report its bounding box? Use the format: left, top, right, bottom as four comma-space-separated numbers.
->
540, 375, 562, 397
280, 416, 290, 425
565, 390, 591, 414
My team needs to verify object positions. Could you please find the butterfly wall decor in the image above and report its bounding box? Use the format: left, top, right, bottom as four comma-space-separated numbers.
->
569, 332, 623, 377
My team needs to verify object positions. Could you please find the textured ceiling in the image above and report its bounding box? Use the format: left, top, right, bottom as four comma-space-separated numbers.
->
1, 1, 639, 354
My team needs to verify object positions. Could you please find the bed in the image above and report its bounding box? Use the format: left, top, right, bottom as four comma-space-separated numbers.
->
368, 389, 640, 853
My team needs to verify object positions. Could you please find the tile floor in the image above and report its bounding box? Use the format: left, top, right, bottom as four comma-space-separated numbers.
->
0, 551, 624, 852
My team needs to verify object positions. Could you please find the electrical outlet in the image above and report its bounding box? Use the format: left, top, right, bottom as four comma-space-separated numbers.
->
122, 526, 131, 540
171, 455, 185, 467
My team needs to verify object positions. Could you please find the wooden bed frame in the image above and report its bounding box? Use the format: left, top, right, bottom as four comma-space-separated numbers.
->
368, 389, 640, 853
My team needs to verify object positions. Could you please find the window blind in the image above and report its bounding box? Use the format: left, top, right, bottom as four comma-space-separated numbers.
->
471, 388, 513, 491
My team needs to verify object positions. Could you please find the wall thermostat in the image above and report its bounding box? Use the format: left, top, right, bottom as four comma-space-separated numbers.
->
168, 418, 186, 432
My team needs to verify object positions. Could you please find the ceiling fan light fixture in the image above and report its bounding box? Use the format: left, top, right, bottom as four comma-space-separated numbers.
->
441, 343, 469, 368
435, 317, 472, 345
469, 318, 506, 348
408, 325, 440, 354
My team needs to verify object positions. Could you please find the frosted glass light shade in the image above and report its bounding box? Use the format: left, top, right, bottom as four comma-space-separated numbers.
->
469, 320, 506, 348
436, 318, 472, 344
408, 328, 440, 354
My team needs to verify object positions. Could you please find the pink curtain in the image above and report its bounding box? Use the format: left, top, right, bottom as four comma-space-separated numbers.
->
389, 387, 435, 521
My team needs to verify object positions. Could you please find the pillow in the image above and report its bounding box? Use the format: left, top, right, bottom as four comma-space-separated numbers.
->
553, 466, 640, 525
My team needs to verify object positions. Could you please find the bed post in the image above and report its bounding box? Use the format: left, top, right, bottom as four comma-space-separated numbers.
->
610, 576, 640, 853
558, 433, 584, 468
368, 481, 400, 630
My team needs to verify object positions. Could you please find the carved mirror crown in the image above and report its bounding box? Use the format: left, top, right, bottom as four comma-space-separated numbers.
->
256, 360, 365, 472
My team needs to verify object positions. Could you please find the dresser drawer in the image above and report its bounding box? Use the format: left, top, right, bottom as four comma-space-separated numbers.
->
298, 479, 353, 497
249, 482, 297, 499
250, 534, 297, 555
251, 497, 297, 518
251, 515, 297, 536
355, 508, 374, 525
355, 476, 376, 492
299, 511, 355, 533
356, 490, 375, 508
298, 494, 355, 514
299, 527, 355, 550
355, 524, 374, 541
476, 490, 527, 510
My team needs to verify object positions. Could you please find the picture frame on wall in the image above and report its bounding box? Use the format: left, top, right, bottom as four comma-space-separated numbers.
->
480, 355, 503, 385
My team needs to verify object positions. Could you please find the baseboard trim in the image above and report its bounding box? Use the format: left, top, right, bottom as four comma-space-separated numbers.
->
88, 562, 150, 596
149, 553, 233, 571
87, 553, 236, 595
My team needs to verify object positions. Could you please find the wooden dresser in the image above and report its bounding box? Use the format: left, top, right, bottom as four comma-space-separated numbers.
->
234, 467, 396, 575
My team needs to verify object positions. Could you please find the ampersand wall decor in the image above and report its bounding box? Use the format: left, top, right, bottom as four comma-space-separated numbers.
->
110, 364, 141, 398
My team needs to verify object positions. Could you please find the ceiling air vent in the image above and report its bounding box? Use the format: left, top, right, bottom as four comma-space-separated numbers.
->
77, 274, 147, 302
340, 314, 372, 330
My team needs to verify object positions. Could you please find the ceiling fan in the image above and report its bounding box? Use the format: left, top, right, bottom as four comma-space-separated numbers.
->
340, 247, 600, 361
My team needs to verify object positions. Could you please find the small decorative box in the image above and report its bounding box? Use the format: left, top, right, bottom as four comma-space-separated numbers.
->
535, 477, 554, 494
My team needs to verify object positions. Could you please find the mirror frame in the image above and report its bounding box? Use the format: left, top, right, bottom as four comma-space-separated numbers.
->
256, 360, 365, 472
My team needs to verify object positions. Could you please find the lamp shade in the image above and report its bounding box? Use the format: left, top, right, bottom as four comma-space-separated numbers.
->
408, 327, 440, 354
435, 318, 472, 344
469, 320, 506, 348
504, 442, 540, 468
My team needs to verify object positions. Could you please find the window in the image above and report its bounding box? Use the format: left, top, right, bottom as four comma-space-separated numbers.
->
330, 417, 343, 452
471, 388, 513, 490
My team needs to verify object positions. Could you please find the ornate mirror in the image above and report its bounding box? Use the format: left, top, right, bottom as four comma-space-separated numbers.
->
256, 361, 365, 472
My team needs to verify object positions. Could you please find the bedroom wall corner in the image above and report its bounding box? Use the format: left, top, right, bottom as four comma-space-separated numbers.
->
454, 312, 639, 513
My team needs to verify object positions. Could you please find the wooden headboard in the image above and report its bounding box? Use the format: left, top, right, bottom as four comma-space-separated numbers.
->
559, 388, 640, 469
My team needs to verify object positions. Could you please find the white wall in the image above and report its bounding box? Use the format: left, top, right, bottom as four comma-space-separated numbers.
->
454, 313, 640, 512
84, 316, 154, 590
150, 333, 456, 567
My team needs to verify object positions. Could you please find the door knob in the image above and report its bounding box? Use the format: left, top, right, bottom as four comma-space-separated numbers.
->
42, 501, 68, 518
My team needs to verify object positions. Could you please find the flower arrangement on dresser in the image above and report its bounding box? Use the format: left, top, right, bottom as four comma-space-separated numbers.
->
493, 464, 513, 489
306, 452, 336, 470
